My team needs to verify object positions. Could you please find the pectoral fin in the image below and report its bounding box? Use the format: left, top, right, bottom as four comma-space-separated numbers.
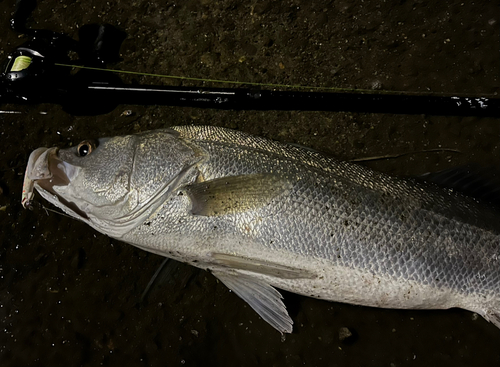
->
183, 173, 291, 216
212, 270, 293, 334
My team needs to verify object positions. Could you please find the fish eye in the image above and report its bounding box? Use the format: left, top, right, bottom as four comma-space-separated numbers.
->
76, 140, 96, 157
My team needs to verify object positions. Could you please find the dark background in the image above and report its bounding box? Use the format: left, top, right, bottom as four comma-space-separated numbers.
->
1, 0, 499, 366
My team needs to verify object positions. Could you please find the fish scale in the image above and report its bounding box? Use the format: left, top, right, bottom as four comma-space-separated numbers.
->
175, 126, 500, 285
23, 125, 500, 333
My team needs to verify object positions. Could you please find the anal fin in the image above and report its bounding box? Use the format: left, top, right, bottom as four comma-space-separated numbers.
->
480, 309, 500, 329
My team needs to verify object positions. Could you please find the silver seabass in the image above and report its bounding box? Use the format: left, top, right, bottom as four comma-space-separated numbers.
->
22, 126, 500, 333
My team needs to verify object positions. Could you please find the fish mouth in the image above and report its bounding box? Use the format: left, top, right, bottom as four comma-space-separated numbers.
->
22, 147, 88, 220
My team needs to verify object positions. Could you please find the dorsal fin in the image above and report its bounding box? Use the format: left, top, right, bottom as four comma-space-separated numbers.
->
171, 125, 343, 173
421, 165, 500, 208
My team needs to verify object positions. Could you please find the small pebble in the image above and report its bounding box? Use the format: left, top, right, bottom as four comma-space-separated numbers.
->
339, 326, 352, 341
338, 326, 358, 344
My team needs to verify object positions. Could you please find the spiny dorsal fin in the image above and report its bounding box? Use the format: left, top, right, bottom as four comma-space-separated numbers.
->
172, 125, 342, 173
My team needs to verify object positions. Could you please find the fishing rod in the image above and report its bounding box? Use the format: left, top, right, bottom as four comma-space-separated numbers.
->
1, 0, 499, 117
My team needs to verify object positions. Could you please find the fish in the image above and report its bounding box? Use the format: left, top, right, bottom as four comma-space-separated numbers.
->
22, 125, 500, 333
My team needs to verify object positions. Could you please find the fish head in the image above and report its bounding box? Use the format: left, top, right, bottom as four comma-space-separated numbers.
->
23, 129, 200, 237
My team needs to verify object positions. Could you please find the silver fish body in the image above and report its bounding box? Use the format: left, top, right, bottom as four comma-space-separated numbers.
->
23, 126, 500, 333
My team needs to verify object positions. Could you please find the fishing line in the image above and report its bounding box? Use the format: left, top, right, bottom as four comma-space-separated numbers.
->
41, 204, 74, 219
350, 148, 462, 163
54, 63, 498, 98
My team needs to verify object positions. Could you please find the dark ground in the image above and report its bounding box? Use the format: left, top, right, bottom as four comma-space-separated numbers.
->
1, 0, 500, 366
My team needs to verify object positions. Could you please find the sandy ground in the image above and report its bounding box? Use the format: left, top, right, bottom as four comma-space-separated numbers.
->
1, 0, 499, 366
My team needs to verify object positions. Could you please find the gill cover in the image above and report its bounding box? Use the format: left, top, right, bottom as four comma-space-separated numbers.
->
26, 129, 202, 238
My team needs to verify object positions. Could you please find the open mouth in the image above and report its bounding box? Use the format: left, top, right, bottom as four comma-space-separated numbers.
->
22, 147, 88, 219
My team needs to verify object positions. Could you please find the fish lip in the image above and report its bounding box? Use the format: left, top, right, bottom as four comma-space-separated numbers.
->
26, 147, 64, 183
24, 146, 89, 220
22, 147, 51, 209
